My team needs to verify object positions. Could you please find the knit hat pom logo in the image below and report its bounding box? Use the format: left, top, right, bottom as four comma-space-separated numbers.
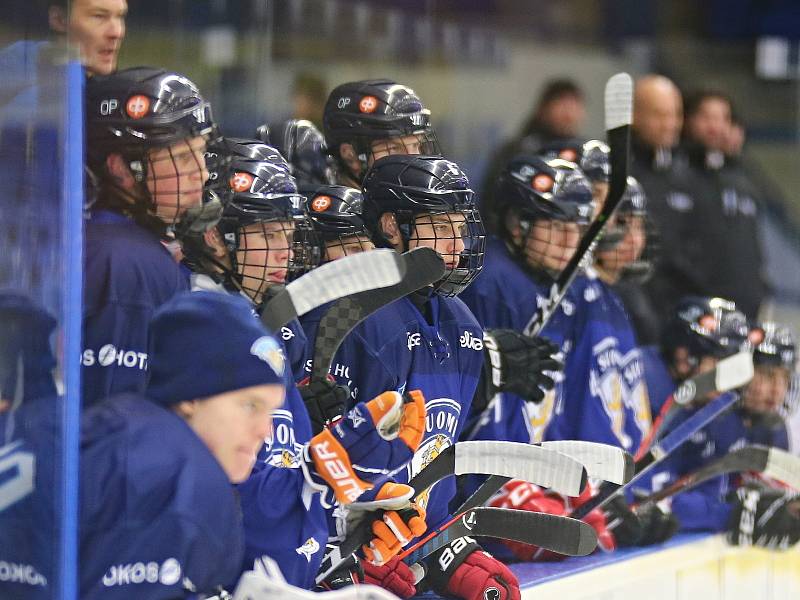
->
126, 95, 151, 120
250, 336, 285, 378
359, 95, 379, 114
311, 195, 332, 212
230, 172, 255, 193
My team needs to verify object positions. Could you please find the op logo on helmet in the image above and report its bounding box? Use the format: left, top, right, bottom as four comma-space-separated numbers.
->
311, 195, 333, 212
126, 95, 151, 120
359, 96, 379, 114
230, 172, 255, 193
532, 173, 554, 193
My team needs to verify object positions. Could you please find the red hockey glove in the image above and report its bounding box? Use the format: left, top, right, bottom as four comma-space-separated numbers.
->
565, 484, 618, 552
423, 537, 520, 600
362, 556, 417, 599
489, 479, 568, 561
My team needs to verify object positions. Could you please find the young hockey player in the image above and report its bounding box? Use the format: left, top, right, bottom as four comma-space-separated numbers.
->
82, 66, 215, 406
322, 79, 440, 187
459, 155, 591, 446
181, 152, 427, 590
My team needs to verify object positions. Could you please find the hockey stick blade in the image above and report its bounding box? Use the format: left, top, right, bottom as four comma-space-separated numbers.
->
260, 249, 406, 331
403, 508, 597, 575
317, 441, 588, 584
571, 391, 739, 519
310, 247, 445, 380
762, 446, 800, 490
539, 441, 635, 485
525, 72, 632, 337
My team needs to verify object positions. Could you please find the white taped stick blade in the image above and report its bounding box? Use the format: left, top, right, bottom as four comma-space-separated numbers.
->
287, 249, 403, 318
540, 440, 633, 485
454, 440, 586, 496
715, 351, 755, 392
604, 73, 633, 131
764, 447, 800, 490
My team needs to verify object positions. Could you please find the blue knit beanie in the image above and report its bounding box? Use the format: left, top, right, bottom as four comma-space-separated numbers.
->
147, 291, 285, 405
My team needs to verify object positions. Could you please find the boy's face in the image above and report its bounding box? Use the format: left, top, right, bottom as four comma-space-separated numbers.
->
237, 221, 296, 304
742, 365, 790, 415
408, 213, 467, 270
524, 219, 581, 274
324, 235, 374, 262
179, 383, 284, 483
596, 214, 646, 276
145, 136, 209, 223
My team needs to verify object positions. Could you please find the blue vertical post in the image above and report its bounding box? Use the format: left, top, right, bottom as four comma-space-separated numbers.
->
59, 60, 83, 600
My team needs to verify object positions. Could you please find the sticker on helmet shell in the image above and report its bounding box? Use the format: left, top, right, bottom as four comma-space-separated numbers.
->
311, 195, 333, 212
698, 314, 717, 333
358, 95, 379, 114
532, 173, 554, 193
230, 172, 255, 193
126, 95, 151, 119
559, 148, 579, 162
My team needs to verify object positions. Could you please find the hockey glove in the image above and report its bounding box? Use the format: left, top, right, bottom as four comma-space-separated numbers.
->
298, 376, 351, 435
315, 549, 363, 591
303, 390, 426, 503
727, 484, 800, 549
348, 482, 427, 566
482, 330, 561, 403
422, 538, 521, 600
362, 556, 417, 599
634, 500, 680, 545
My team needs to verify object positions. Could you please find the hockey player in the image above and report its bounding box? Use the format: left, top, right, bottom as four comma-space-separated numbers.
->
256, 119, 337, 186
79, 291, 287, 598
540, 138, 611, 215
323, 79, 440, 187
459, 155, 591, 447
82, 66, 215, 406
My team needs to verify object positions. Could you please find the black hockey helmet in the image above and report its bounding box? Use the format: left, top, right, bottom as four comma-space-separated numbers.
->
497, 155, 594, 225
662, 296, 750, 367
298, 184, 371, 264
539, 139, 610, 183
256, 119, 336, 186
362, 155, 484, 297
205, 137, 289, 191
323, 79, 440, 183
86, 66, 214, 167
750, 322, 797, 370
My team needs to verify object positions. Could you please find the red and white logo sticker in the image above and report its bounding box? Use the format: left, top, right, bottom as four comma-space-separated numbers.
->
230, 172, 254, 193
358, 95, 379, 114
532, 174, 554, 193
126, 95, 151, 120
311, 195, 332, 212
559, 148, 579, 162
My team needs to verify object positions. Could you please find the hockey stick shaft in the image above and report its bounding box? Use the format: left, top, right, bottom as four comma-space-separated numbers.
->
570, 391, 740, 519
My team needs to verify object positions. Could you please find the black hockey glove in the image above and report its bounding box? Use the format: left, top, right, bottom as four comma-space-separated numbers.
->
635, 501, 679, 545
315, 547, 364, 591
604, 496, 679, 547
482, 330, 561, 403
298, 377, 350, 435
727, 484, 800, 549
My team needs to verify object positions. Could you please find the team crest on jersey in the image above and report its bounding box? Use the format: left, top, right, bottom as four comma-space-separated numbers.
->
295, 537, 321, 562
410, 397, 462, 509
620, 349, 652, 439
250, 336, 285, 378
264, 408, 303, 468
524, 387, 557, 443
589, 337, 630, 449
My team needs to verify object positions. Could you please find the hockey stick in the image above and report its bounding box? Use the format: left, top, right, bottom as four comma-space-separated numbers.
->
570, 390, 742, 520
260, 248, 406, 331
309, 247, 445, 381
401, 508, 597, 579
634, 445, 800, 508
635, 351, 754, 461
453, 441, 635, 519
316, 441, 588, 584
524, 72, 632, 338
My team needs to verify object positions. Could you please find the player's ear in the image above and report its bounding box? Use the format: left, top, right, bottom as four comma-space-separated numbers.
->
203, 228, 228, 258
504, 210, 524, 244
173, 400, 197, 420
105, 153, 137, 191
49, 6, 68, 34
379, 212, 403, 250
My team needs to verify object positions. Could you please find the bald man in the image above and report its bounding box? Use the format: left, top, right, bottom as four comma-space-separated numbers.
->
618, 75, 712, 345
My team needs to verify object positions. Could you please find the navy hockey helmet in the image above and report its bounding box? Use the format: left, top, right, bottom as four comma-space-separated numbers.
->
205, 137, 289, 192
539, 139, 610, 183
362, 155, 485, 297
85, 67, 215, 230
323, 79, 440, 183
497, 155, 594, 225
256, 119, 336, 186
750, 322, 796, 370
662, 297, 750, 367
743, 322, 798, 418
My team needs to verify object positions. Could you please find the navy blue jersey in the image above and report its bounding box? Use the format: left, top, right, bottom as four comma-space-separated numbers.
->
640, 345, 676, 416
82, 210, 189, 406
79, 394, 243, 599
549, 270, 650, 452
0, 397, 60, 600
458, 236, 576, 444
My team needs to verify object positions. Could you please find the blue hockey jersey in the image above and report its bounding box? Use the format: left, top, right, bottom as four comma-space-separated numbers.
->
82, 210, 189, 406
458, 236, 576, 445
549, 270, 651, 452
79, 394, 243, 599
